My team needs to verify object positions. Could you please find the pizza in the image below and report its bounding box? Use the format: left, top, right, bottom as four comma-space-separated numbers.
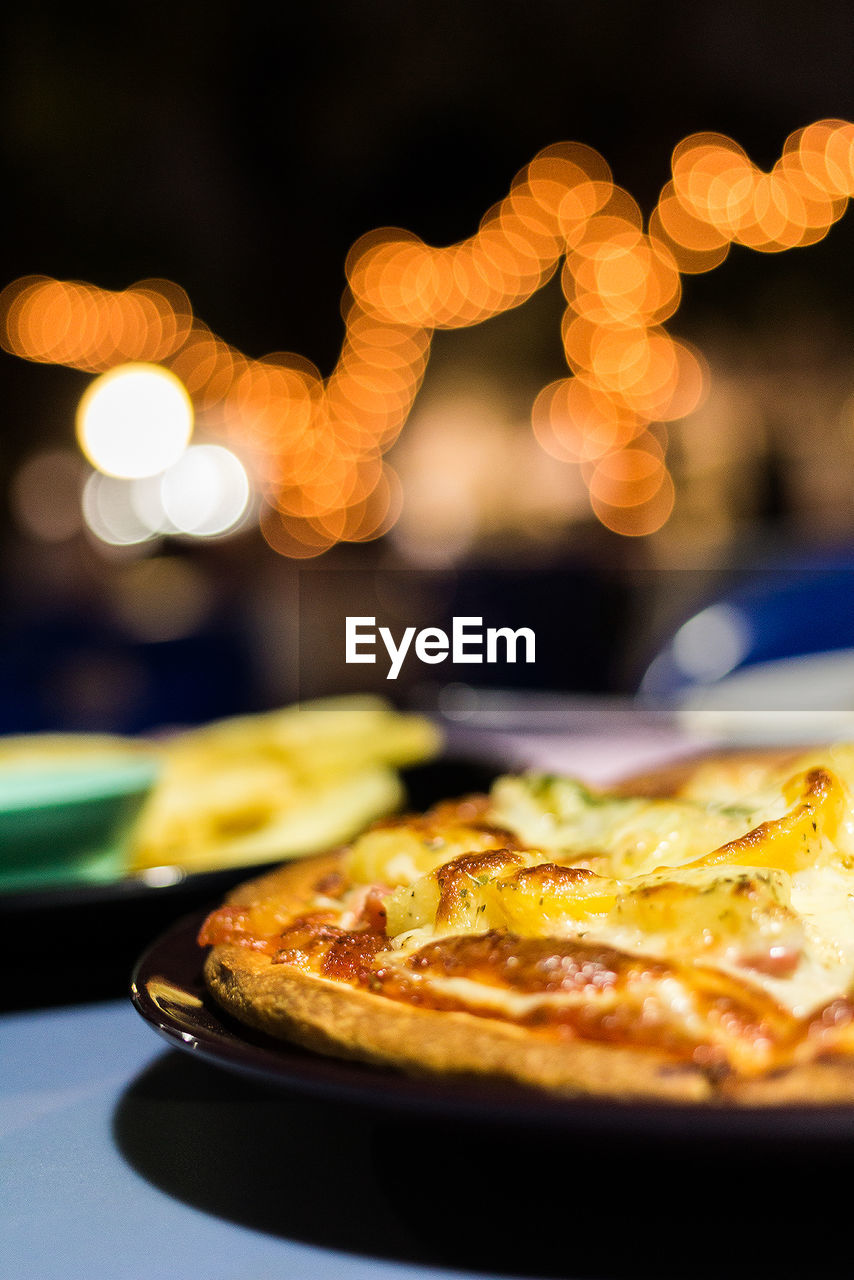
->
198, 743, 854, 1104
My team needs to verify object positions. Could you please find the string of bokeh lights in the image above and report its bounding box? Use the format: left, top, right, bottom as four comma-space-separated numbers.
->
2, 118, 854, 553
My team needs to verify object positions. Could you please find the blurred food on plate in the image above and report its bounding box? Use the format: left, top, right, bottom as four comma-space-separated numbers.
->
127, 696, 440, 873
0, 697, 441, 888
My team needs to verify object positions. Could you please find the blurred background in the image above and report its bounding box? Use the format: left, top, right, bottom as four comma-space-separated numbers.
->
3, 0, 854, 733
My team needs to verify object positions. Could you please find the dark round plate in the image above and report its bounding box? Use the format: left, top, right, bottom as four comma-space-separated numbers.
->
131, 908, 854, 1143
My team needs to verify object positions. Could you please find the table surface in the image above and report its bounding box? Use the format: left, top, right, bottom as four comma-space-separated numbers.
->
6, 712, 853, 1280
4, 998, 504, 1280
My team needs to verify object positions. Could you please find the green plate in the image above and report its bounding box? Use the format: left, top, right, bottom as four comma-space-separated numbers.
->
0, 755, 159, 892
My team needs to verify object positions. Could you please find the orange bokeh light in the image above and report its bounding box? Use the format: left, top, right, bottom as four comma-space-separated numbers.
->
0, 277, 193, 371
656, 120, 852, 256
4, 121, 854, 552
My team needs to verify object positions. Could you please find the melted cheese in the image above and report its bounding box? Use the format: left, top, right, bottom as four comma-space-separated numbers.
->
337, 751, 854, 1022
489, 773, 791, 874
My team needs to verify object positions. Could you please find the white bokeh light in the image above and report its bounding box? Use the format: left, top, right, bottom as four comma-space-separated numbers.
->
81, 471, 155, 546
671, 603, 751, 682
160, 444, 251, 536
76, 363, 193, 479
130, 473, 176, 536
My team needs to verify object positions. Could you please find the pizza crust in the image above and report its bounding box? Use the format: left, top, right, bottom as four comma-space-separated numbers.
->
205, 958, 709, 1104
718, 1059, 854, 1105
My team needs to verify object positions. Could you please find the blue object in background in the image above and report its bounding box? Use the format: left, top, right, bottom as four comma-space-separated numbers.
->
640, 556, 854, 699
